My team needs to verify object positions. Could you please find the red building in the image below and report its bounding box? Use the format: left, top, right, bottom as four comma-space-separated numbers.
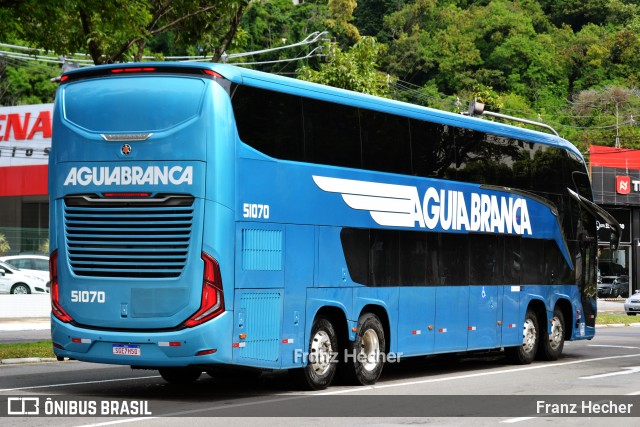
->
0, 104, 51, 254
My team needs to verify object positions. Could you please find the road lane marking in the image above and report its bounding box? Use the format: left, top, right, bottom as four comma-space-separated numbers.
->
0, 375, 161, 392
580, 366, 640, 379
589, 344, 639, 349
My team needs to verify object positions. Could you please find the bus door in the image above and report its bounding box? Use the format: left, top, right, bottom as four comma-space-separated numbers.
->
467, 236, 503, 350
468, 285, 501, 349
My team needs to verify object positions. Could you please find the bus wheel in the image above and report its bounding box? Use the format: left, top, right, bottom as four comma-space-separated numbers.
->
347, 313, 386, 385
292, 317, 338, 390
537, 308, 565, 361
506, 308, 538, 365
158, 367, 201, 384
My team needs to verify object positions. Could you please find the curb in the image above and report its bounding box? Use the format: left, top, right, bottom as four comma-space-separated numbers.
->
1, 357, 58, 365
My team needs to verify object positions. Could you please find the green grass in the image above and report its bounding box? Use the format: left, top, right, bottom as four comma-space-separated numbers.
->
596, 313, 638, 325
0, 341, 55, 360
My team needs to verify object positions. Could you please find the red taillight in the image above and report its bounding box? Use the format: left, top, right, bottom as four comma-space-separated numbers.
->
203, 69, 223, 78
183, 253, 225, 328
111, 67, 156, 73
50, 250, 73, 323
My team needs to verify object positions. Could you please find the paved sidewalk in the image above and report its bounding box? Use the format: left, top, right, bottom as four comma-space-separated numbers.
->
0, 317, 50, 331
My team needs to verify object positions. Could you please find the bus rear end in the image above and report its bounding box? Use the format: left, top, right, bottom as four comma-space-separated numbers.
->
49, 64, 237, 376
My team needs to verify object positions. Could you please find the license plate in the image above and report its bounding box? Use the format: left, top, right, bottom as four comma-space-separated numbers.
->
112, 344, 141, 356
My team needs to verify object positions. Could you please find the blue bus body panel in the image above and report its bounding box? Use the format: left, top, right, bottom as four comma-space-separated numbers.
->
397, 288, 436, 356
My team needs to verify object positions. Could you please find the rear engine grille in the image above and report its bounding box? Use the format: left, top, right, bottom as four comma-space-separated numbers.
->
64, 195, 194, 278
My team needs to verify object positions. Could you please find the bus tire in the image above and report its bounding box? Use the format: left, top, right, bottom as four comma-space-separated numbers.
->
292, 316, 338, 390
158, 367, 201, 384
505, 308, 538, 365
345, 313, 386, 385
537, 308, 565, 361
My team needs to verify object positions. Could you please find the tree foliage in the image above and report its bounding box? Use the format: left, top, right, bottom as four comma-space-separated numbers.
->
297, 36, 392, 97
2, 0, 640, 152
1, 0, 249, 64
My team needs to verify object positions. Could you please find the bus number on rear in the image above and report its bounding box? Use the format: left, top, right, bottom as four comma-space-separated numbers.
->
71, 290, 106, 303
243, 203, 270, 219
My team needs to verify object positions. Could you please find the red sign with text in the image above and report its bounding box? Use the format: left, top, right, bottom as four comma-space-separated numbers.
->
0, 104, 52, 196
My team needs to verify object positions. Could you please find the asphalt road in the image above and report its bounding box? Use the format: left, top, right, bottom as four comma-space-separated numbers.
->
1, 327, 639, 426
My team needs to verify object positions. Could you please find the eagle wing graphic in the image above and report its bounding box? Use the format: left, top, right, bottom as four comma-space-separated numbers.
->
312, 175, 422, 228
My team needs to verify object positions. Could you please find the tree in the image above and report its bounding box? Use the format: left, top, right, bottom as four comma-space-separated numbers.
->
297, 36, 392, 97
0, 233, 10, 256
1, 0, 249, 64
327, 0, 360, 45
238, 0, 329, 74
572, 86, 640, 150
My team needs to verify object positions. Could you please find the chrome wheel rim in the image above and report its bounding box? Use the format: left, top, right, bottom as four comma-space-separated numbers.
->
360, 329, 380, 372
310, 330, 332, 376
522, 318, 537, 353
548, 316, 563, 350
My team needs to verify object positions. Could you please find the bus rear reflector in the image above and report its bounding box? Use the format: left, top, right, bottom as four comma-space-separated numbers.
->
50, 250, 73, 323
183, 252, 225, 328
196, 349, 217, 356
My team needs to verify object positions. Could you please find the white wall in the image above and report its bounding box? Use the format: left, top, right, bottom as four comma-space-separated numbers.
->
0, 294, 50, 318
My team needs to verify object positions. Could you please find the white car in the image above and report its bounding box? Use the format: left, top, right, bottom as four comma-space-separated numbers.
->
624, 291, 640, 316
0, 260, 49, 294
0, 255, 50, 284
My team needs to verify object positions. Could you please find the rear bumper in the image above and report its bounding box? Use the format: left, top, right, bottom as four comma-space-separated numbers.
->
51, 312, 233, 367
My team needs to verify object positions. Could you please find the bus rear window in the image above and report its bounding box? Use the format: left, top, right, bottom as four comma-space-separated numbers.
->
62, 76, 206, 132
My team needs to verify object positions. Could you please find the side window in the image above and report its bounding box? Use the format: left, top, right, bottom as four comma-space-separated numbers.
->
232, 85, 304, 161
469, 235, 503, 286
503, 236, 521, 285
438, 233, 468, 285
340, 228, 369, 285
34, 259, 49, 271
303, 97, 361, 169
521, 239, 545, 284
370, 229, 399, 287
360, 109, 411, 174
398, 231, 427, 286
410, 120, 456, 178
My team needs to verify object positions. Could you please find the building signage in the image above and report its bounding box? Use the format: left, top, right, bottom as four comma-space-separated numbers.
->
0, 104, 52, 168
597, 208, 631, 244
616, 176, 631, 194
0, 104, 52, 197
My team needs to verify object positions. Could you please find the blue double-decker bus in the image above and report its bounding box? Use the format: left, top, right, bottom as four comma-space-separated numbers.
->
49, 63, 615, 390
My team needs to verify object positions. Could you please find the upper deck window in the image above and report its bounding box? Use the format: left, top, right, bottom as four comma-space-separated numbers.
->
62, 76, 206, 133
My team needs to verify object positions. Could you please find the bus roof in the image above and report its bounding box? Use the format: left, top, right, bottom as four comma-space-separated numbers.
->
61, 62, 583, 160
